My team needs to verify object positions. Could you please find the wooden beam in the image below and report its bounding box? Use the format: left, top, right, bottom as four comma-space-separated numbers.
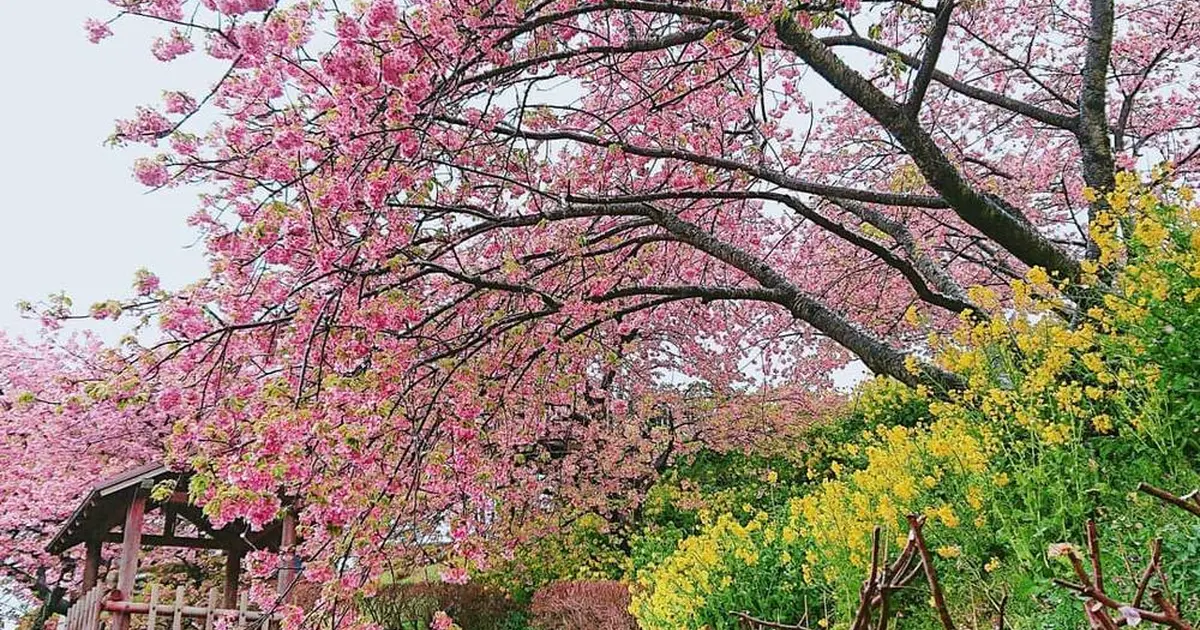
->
276, 511, 297, 602
113, 484, 148, 630
171, 504, 243, 546
223, 549, 242, 608
163, 506, 177, 537
103, 533, 234, 551
102, 599, 277, 621
170, 502, 283, 551
81, 539, 102, 591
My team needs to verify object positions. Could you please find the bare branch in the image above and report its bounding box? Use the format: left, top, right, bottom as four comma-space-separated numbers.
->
906, 0, 956, 119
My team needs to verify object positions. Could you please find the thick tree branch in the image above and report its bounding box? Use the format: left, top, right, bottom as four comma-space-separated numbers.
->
832, 199, 973, 307
775, 17, 1082, 280
1077, 0, 1116, 198
464, 22, 738, 86
435, 116, 951, 208
641, 203, 963, 390
570, 190, 977, 314
820, 34, 1077, 130
592, 284, 785, 303
906, 0, 955, 119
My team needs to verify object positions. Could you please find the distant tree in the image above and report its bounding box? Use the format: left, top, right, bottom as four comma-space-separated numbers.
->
0, 334, 165, 623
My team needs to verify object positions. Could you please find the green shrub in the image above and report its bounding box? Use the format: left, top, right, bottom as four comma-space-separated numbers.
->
631, 179, 1200, 629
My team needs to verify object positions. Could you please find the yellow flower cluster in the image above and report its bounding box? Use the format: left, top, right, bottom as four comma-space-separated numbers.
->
630, 511, 774, 628
633, 173, 1200, 630
928, 174, 1200, 450
787, 416, 991, 587
630, 413, 995, 629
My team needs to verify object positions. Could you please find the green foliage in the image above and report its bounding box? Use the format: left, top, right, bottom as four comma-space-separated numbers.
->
797, 377, 927, 482
476, 513, 629, 602
630, 181, 1200, 629
477, 449, 811, 600
631, 450, 808, 569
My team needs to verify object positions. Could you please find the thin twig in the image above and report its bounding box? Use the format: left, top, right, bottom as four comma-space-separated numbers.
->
1133, 539, 1163, 609
906, 514, 956, 630
1090, 604, 1120, 630
992, 593, 1007, 630
1087, 520, 1105, 593
852, 528, 884, 630
729, 611, 811, 630
1151, 592, 1193, 630
1138, 483, 1200, 518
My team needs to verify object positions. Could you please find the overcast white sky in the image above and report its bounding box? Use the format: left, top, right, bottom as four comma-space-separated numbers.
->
0, 3, 222, 341
0, 7, 213, 624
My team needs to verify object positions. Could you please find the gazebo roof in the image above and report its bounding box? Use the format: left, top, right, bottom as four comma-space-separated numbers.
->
47, 462, 283, 555
47, 463, 176, 554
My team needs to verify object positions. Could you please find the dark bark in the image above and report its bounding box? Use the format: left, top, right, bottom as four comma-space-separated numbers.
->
1077, 0, 1117, 200
776, 17, 1082, 281
820, 34, 1078, 130
833, 199, 973, 308
646, 204, 964, 392
438, 116, 952, 208
571, 191, 978, 314
905, 0, 955, 119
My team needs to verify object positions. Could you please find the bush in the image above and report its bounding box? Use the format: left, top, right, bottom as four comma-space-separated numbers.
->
529, 581, 637, 630
361, 583, 526, 630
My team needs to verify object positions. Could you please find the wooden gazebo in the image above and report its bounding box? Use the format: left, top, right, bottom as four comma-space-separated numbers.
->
49, 463, 299, 630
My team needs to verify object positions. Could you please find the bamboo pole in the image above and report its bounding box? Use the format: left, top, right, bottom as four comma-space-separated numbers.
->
86, 586, 98, 630
171, 587, 185, 630
92, 585, 104, 630
146, 585, 159, 630
204, 589, 218, 630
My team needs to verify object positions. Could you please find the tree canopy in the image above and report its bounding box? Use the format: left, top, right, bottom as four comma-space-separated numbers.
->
4, 0, 1200, 621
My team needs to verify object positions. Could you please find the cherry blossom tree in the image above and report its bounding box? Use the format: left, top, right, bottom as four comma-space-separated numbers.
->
0, 333, 166, 623
52, 0, 1200, 615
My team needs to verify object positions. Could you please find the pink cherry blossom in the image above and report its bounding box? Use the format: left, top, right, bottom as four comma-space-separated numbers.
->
0, 333, 170, 603
430, 612, 455, 630
84, 18, 112, 44
150, 30, 194, 62
132, 158, 170, 187
439, 567, 469, 585
133, 269, 161, 295
25, 0, 1198, 624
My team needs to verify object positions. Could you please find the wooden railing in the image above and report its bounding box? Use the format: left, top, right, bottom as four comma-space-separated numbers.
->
65, 584, 280, 630
65, 585, 105, 630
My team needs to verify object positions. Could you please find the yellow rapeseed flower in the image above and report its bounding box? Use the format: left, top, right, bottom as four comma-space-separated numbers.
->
936, 545, 961, 559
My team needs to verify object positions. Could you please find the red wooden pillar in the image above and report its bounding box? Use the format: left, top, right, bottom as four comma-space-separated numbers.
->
223, 547, 242, 608
81, 539, 102, 592
112, 485, 148, 630
276, 510, 298, 603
